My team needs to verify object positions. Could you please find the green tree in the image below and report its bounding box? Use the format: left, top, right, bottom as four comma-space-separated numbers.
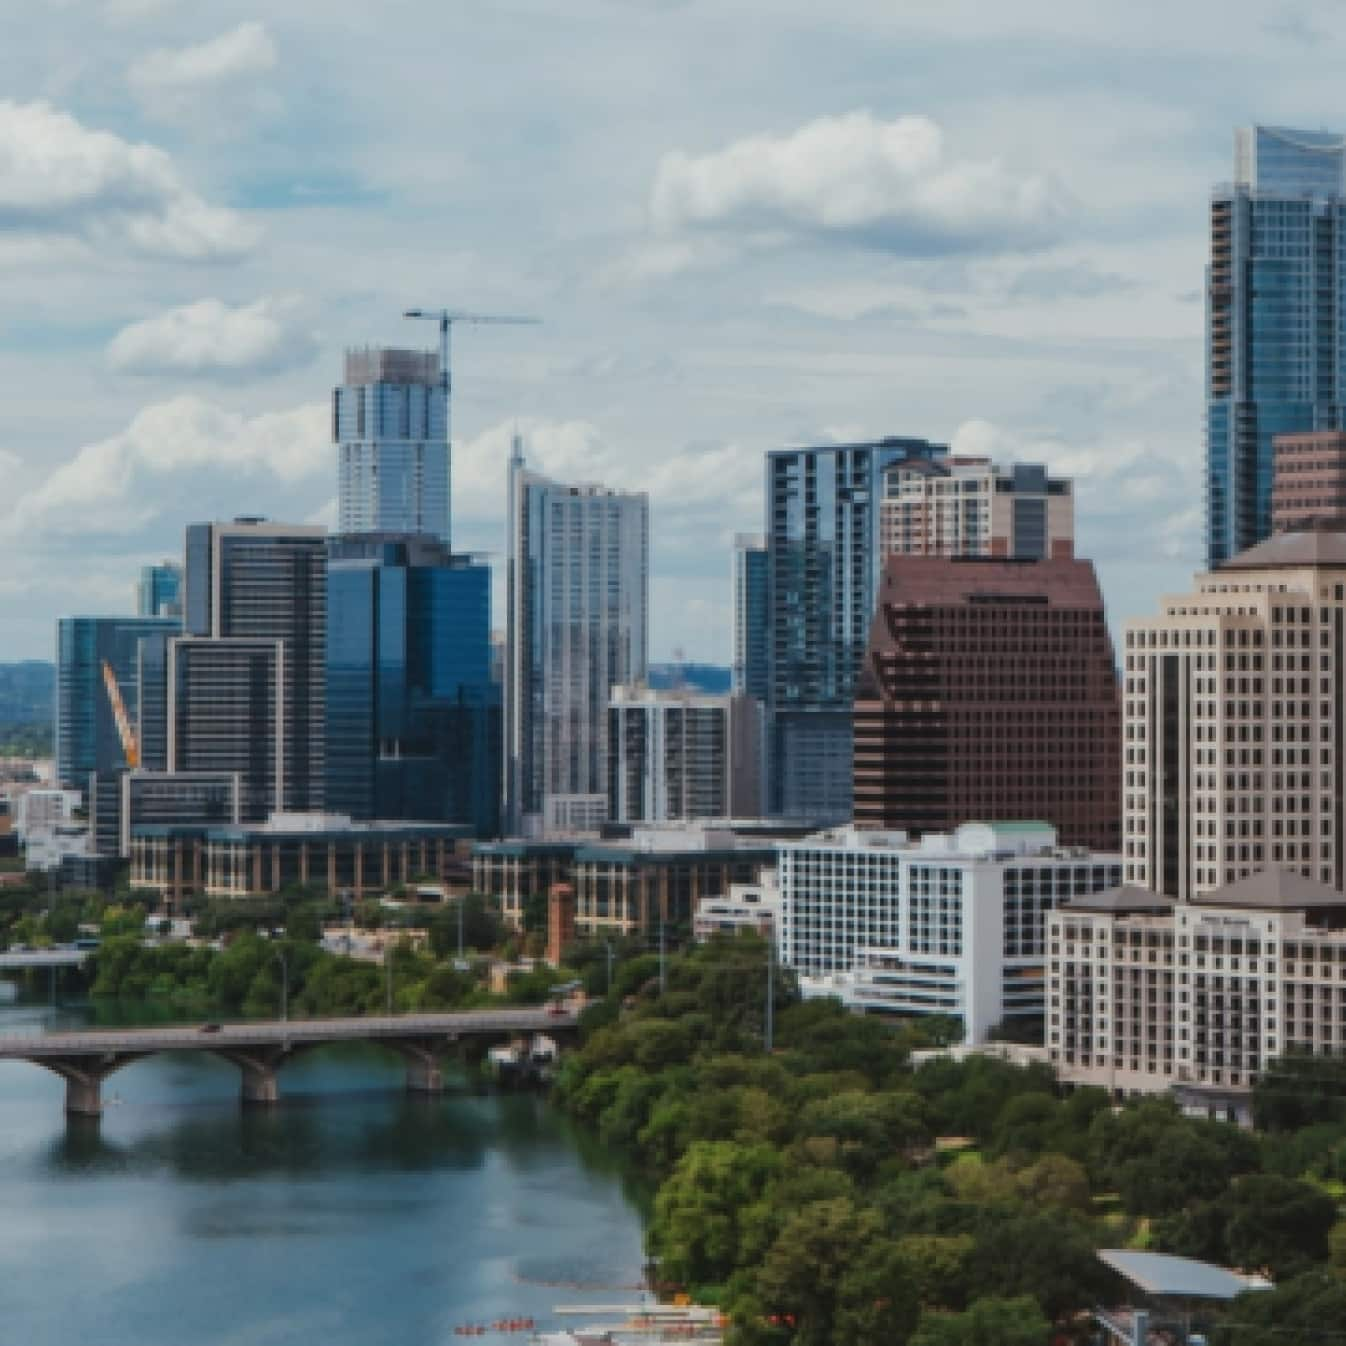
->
909, 1295, 1049, 1346
1211, 1273, 1346, 1346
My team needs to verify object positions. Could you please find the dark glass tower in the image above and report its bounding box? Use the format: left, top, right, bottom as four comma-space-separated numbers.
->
326, 534, 500, 834
1207, 125, 1346, 564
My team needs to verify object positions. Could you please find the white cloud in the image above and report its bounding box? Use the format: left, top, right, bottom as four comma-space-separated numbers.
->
128, 21, 277, 94
0, 397, 329, 544
0, 100, 257, 260
107, 296, 318, 377
649, 111, 1067, 258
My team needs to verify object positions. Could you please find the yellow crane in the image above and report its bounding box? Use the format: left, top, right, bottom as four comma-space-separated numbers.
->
100, 660, 139, 769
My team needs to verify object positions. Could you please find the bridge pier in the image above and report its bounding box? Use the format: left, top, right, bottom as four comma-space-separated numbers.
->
221, 1047, 288, 1107
64, 1071, 105, 1118
399, 1042, 446, 1095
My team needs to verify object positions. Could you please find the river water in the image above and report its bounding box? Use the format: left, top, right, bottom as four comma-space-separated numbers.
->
0, 997, 649, 1346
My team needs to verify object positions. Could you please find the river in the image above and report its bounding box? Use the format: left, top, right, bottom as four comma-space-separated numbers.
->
0, 996, 649, 1346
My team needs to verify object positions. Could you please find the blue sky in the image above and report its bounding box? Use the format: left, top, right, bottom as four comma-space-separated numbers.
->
0, 0, 1341, 660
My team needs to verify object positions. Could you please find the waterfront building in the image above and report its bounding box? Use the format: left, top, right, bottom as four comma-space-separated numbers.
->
335, 348, 449, 544
1123, 523, 1346, 901
326, 533, 499, 834
879, 459, 1074, 561
118, 771, 242, 858
853, 554, 1121, 851
471, 839, 581, 927
504, 437, 649, 836
1207, 125, 1346, 565
1048, 868, 1346, 1123
732, 533, 769, 700
136, 561, 183, 618
765, 436, 947, 824
1271, 430, 1346, 531
13, 789, 79, 837
692, 873, 780, 941
778, 822, 1121, 1044
607, 685, 762, 824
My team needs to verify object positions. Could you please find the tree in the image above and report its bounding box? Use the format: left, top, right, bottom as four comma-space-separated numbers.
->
909, 1295, 1049, 1346
1222, 1174, 1337, 1281
1211, 1273, 1346, 1346
1254, 1052, 1346, 1130
965, 1209, 1105, 1322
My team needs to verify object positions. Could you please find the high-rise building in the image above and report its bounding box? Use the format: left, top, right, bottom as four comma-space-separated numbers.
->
334, 348, 449, 544
55, 616, 181, 794
178, 519, 327, 814
879, 459, 1074, 561
607, 685, 763, 824
1271, 430, 1346, 531
765, 436, 948, 823
504, 438, 649, 836
853, 554, 1121, 851
732, 533, 769, 700
1122, 523, 1346, 901
326, 533, 500, 835
136, 561, 183, 618
1207, 125, 1346, 565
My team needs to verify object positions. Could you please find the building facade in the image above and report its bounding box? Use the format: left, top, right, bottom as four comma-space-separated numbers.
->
777, 821, 1121, 1044
732, 533, 769, 700
607, 685, 762, 824
504, 438, 649, 835
136, 561, 183, 619
765, 436, 948, 824
879, 459, 1074, 561
1271, 430, 1346, 531
1122, 526, 1346, 901
1207, 125, 1346, 565
853, 554, 1121, 851
326, 533, 500, 834
335, 348, 449, 544
1049, 869, 1346, 1122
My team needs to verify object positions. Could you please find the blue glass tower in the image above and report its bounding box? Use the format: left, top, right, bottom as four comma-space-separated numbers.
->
335, 348, 450, 545
327, 534, 500, 834
1207, 126, 1346, 564
136, 561, 182, 618
732, 533, 769, 701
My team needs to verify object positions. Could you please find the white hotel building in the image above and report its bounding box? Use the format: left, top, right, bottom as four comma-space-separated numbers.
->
776, 822, 1121, 1044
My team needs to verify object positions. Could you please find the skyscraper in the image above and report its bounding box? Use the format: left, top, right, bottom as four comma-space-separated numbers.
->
334, 348, 449, 544
136, 561, 183, 618
765, 435, 947, 823
731, 533, 768, 700
504, 437, 649, 836
1207, 125, 1346, 564
326, 533, 500, 834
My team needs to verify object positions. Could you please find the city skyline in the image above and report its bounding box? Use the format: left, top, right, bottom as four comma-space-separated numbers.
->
3, 4, 1341, 663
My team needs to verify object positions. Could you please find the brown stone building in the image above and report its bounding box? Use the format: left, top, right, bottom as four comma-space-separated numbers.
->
853, 555, 1121, 850
1271, 430, 1346, 532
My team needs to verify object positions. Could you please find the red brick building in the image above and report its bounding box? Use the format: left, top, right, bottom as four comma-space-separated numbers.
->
1271, 430, 1346, 532
853, 555, 1121, 850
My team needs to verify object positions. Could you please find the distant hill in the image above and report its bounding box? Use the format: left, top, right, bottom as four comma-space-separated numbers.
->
647, 662, 733, 695
0, 662, 52, 725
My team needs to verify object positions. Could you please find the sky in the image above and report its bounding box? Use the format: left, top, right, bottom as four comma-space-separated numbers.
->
0, 0, 1342, 662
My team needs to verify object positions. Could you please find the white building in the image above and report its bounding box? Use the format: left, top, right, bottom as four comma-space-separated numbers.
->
504, 436, 649, 838
693, 873, 780, 941
14, 789, 80, 838
1049, 867, 1346, 1124
777, 822, 1121, 1044
25, 822, 91, 873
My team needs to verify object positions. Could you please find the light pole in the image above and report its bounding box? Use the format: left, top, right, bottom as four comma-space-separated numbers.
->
604, 940, 615, 997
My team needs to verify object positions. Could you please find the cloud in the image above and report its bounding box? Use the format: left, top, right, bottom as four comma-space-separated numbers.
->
107, 296, 318, 377
0, 397, 329, 545
649, 111, 1067, 259
128, 21, 277, 94
0, 100, 257, 260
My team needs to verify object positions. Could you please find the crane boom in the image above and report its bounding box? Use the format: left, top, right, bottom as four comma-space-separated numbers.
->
403, 307, 540, 396
101, 660, 139, 769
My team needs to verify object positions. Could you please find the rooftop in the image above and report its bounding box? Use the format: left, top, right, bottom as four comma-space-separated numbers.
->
1097, 1248, 1271, 1301
1194, 866, 1346, 910
1061, 883, 1176, 915
1217, 521, 1346, 571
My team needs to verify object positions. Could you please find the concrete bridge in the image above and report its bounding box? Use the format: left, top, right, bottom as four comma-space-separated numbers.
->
0, 1007, 578, 1116
0, 949, 93, 971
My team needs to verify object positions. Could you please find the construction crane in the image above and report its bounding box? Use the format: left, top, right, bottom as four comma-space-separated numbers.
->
402, 308, 539, 401
100, 660, 139, 769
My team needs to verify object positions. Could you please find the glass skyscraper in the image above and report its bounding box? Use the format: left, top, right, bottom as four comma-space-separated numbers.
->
327, 534, 500, 835
765, 435, 947, 823
136, 561, 182, 618
732, 533, 769, 701
335, 348, 450, 544
1207, 125, 1346, 564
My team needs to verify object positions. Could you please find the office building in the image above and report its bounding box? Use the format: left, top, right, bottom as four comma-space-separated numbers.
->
119, 772, 242, 858
137, 561, 182, 618
326, 533, 500, 834
1122, 523, 1346, 902
1207, 125, 1346, 565
607, 685, 762, 824
1048, 868, 1346, 1123
504, 437, 649, 836
779, 822, 1121, 1044
1271, 430, 1346, 531
55, 616, 180, 794
179, 519, 327, 814
14, 789, 80, 838
732, 533, 769, 700
879, 459, 1074, 561
693, 873, 780, 942
335, 348, 449, 544
853, 554, 1121, 851
765, 436, 948, 824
